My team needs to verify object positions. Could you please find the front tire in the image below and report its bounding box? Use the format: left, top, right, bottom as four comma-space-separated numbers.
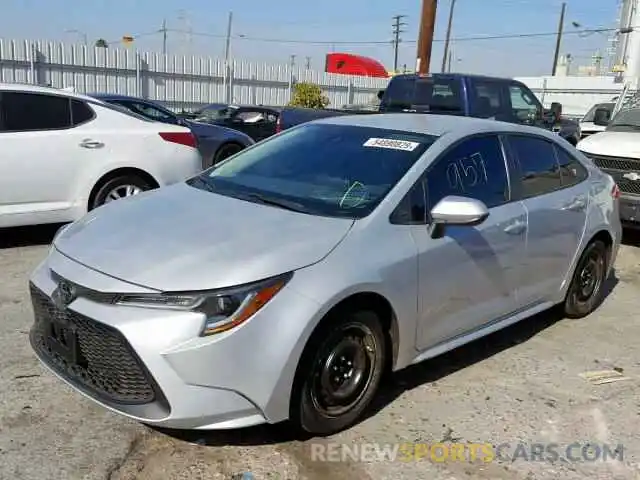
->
563, 240, 608, 318
291, 309, 387, 435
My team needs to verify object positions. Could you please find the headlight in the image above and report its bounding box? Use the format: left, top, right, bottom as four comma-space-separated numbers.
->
114, 272, 292, 336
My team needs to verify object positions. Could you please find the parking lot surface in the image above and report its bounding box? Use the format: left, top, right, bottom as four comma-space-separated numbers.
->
1, 226, 640, 480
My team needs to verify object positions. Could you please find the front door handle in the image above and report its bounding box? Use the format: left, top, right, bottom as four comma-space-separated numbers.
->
504, 219, 527, 235
562, 197, 587, 212
79, 139, 104, 149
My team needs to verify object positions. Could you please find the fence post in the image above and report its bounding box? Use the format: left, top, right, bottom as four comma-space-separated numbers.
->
347, 82, 354, 105
29, 41, 36, 85
135, 51, 141, 98
541, 77, 548, 104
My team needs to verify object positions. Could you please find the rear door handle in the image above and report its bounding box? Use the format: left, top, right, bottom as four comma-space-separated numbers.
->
504, 219, 527, 235
79, 139, 104, 149
562, 197, 587, 212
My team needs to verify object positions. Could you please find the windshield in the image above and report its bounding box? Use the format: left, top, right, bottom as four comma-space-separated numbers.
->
606, 108, 640, 131
381, 76, 464, 114
187, 123, 437, 219
582, 103, 614, 122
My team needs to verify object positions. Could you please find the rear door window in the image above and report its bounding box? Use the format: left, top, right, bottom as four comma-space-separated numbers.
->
507, 135, 562, 198
1, 92, 72, 131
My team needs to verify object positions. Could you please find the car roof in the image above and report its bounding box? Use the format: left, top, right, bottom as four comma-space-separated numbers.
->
315, 113, 560, 140
0, 82, 105, 104
389, 72, 522, 83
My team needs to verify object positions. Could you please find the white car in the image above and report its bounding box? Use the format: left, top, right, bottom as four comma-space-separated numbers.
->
0, 83, 203, 228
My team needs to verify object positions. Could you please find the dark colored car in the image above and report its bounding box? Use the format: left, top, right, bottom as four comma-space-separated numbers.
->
379, 73, 580, 145
276, 73, 581, 146
195, 105, 282, 142
89, 94, 254, 168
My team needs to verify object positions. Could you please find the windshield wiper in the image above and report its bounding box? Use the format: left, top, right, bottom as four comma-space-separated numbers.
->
244, 193, 310, 213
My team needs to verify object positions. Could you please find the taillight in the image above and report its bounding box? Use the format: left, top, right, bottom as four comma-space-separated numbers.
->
159, 132, 197, 148
612, 183, 621, 199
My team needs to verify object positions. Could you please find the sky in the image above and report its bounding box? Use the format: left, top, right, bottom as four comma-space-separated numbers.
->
0, 0, 621, 77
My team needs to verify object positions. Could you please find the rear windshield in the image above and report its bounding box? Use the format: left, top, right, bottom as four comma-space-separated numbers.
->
381, 76, 464, 114
188, 123, 438, 219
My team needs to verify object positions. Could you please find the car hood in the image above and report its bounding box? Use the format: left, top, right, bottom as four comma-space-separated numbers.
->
577, 130, 640, 158
54, 182, 354, 292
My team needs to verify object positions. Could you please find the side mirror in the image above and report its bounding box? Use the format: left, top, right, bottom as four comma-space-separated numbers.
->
377, 89, 385, 100
430, 195, 489, 226
593, 108, 611, 126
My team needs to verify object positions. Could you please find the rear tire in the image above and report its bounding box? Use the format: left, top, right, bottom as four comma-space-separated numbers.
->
563, 240, 608, 318
290, 309, 386, 436
213, 143, 243, 166
90, 175, 153, 210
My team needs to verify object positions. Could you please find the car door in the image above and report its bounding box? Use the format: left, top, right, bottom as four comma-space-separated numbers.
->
504, 134, 589, 305
408, 134, 528, 350
0, 91, 96, 219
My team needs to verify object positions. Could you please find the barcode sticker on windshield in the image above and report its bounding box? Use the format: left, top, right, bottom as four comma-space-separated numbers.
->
363, 138, 420, 151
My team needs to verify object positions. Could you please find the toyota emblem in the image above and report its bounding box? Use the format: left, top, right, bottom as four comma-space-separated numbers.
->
53, 280, 77, 308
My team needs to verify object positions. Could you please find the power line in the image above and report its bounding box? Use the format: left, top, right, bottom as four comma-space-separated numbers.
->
125, 25, 628, 48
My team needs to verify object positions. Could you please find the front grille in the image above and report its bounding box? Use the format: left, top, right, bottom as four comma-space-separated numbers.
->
581, 152, 640, 196
616, 178, 640, 195
583, 152, 640, 172
29, 283, 157, 404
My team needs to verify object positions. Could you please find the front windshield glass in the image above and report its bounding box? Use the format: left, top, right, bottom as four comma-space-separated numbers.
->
187, 123, 438, 219
606, 108, 640, 131
582, 103, 614, 122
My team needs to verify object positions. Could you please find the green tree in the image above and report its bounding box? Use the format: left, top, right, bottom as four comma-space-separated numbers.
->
288, 82, 329, 109
95, 38, 108, 48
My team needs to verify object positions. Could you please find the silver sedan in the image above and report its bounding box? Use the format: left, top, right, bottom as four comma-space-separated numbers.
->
29, 113, 621, 436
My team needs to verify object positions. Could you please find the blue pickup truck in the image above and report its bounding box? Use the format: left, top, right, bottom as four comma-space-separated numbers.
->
278, 73, 581, 145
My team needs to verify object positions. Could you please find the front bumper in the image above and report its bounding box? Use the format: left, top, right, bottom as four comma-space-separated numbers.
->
28, 248, 322, 429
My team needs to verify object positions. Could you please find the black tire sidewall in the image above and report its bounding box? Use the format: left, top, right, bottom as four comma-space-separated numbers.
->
214, 143, 243, 165
564, 240, 608, 318
292, 309, 387, 436
91, 175, 152, 210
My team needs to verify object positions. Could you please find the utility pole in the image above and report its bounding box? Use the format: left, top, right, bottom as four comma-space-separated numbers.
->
290, 54, 296, 68
161, 19, 167, 55
224, 11, 233, 63
416, 0, 438, 74
447, 49, 452, 72
392, 15, 408, 72
305, 56, 311, 69
441, 0, 456, 72
551, 2, 566, 76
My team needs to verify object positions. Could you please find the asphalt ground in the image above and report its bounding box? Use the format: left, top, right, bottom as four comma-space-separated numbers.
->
1, 225, 639, 480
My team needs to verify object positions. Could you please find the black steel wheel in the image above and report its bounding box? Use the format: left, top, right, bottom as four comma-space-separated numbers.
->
291, 310, 386, 435
563, 240, 608, 318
